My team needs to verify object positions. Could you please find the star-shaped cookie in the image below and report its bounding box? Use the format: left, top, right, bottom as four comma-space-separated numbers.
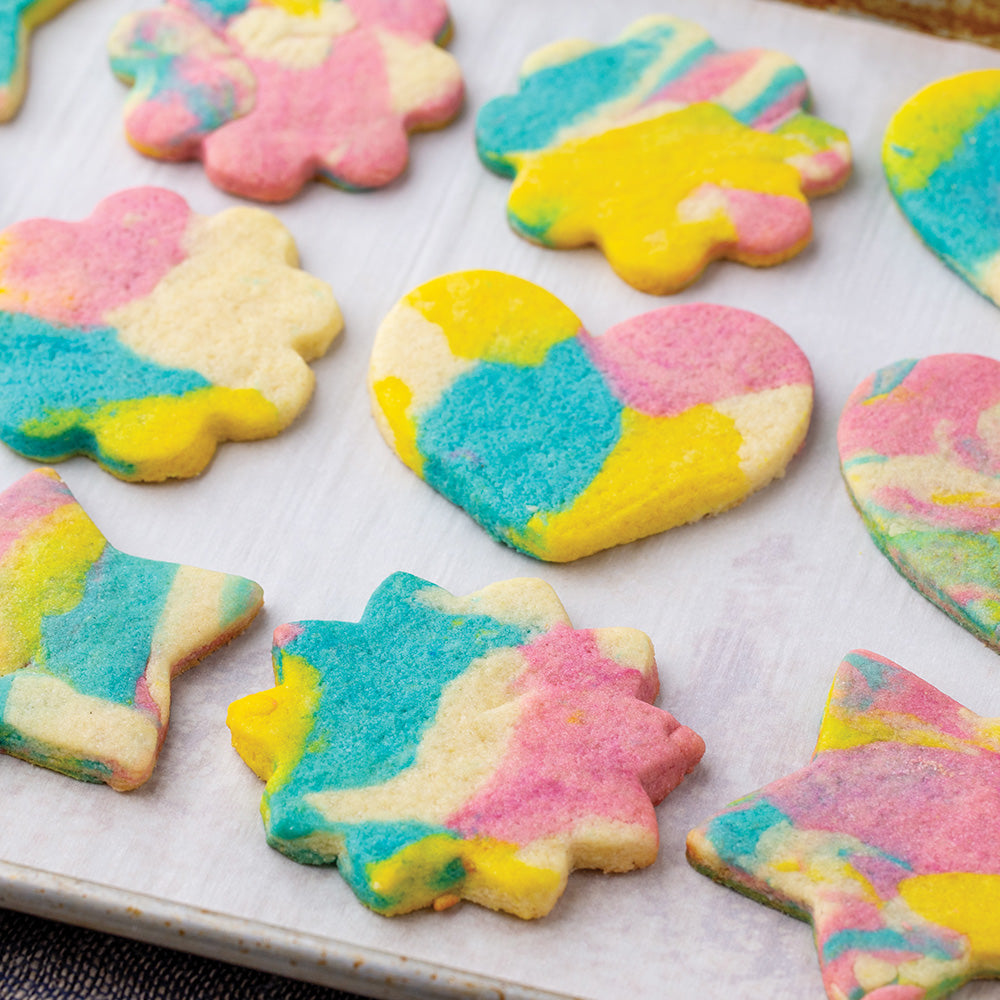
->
687, 650, 1000, 1000
0, 467, 263, 790
0, 0, 77, 121
228, 572, 704, 918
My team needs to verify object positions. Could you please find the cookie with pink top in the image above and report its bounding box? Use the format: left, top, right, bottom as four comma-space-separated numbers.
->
688, 649, 1000, 1000
0, 187, 342, 480
227, 572, 705, 917
108, 0, 464, 202
839, 354, 1000, 651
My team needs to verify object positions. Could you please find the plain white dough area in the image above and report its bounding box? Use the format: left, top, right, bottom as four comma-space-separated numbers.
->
2, 1, 1000, 998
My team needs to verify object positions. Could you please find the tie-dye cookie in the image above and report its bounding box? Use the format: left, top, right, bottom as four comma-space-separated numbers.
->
885, 70, 1000, 309
369, 270, 814, 562
108, 0, 464, 202
0, 468, 263, 790
839, 354, 1000, 652
0, 187, 342, 481
227, 572, 704, 918
475, 15, 851, 294
688, 650, 1000, 1000
0, 0, 76, 121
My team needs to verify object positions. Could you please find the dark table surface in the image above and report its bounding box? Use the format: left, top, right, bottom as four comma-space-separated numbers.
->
0, 907, 370, 1000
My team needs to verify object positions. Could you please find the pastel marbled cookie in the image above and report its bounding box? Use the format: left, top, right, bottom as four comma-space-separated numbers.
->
884, 70, 1000, 308
227, 572, 704, 918
369, 270, 813, 562
0, 467, 263, 790
688, 650, 1000, 1000
838, 354, 1000, 651
108, 0, 463, 202
0, 0, 76, 121
0, 186, 342, 481
475, 14, 851, 294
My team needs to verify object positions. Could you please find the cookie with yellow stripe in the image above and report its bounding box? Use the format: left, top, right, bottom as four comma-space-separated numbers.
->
687, 650, 1000, 1000
0, 467, 263, 790
0, 186, 341, 481
475, 14, 851, 294
369, 270, 813, 562
227, 572, 704, 917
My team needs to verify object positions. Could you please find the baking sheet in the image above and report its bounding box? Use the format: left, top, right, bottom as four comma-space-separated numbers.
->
3, 1, 1000, 998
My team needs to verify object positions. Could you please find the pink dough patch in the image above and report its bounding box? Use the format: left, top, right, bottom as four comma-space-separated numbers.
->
202, 30, 400, 199
446, 625, 704, 844
0, 471, 77, 563
646, 50, 760, 107
838, 355, 1000, 474
344, 0, 451, 38
0, 188, 191, 328
723, 186, 812, 256
582, 302, 812, 417
273, 623, 304, 648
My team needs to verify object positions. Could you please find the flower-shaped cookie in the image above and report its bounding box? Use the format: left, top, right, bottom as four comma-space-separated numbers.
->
0, 0, 77, 121
688, 650, 1000, 1000
370, 270, 814, 562
839, 354, 1000, 653
0, 187, 342, 481
228, 572, 704, 918
884, 70, 1000, 309
108, 0, 464, 201
0, 468, 263, 790
476, 15, 851, 293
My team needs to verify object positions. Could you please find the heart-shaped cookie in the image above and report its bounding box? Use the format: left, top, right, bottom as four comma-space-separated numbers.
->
839, 354, 1000, 650
884, 71, 1000, 307
369, 270, 813, 562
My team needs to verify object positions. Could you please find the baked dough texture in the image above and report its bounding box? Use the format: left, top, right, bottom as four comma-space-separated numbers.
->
370, 270, 814, 562
688, 650, 1000, 1000
109, 0, 464, 201
0, 187, 342, 481
0, 467, 263, 790
228, 572, 704, 918
476, 14, 851, 293
839, 353, 1000, 652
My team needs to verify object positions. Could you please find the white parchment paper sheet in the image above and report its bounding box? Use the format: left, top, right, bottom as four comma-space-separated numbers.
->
3, 1, 1000, 997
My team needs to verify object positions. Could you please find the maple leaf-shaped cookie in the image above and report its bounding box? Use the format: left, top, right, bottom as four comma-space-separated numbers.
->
688, 650, 1000, 1000
476, 15, 851, 294
108, 0, 464, 202
228, 572, 704, 918
0, 187, 342, 481
0, 468, 263, 790
0, 0, 77, 121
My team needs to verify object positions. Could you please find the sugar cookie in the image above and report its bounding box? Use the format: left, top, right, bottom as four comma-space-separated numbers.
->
0, 0, 76, 121
688, 649, 1000, 1000
228, 572, 704, 917
109, 0, 464, 202
839, 354, 1000, 652
476, 15, 851, 293
885, 70, 1000, 309
369, 270, 813, 562
0, 186, 342, 481
0, 467, 263, 790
